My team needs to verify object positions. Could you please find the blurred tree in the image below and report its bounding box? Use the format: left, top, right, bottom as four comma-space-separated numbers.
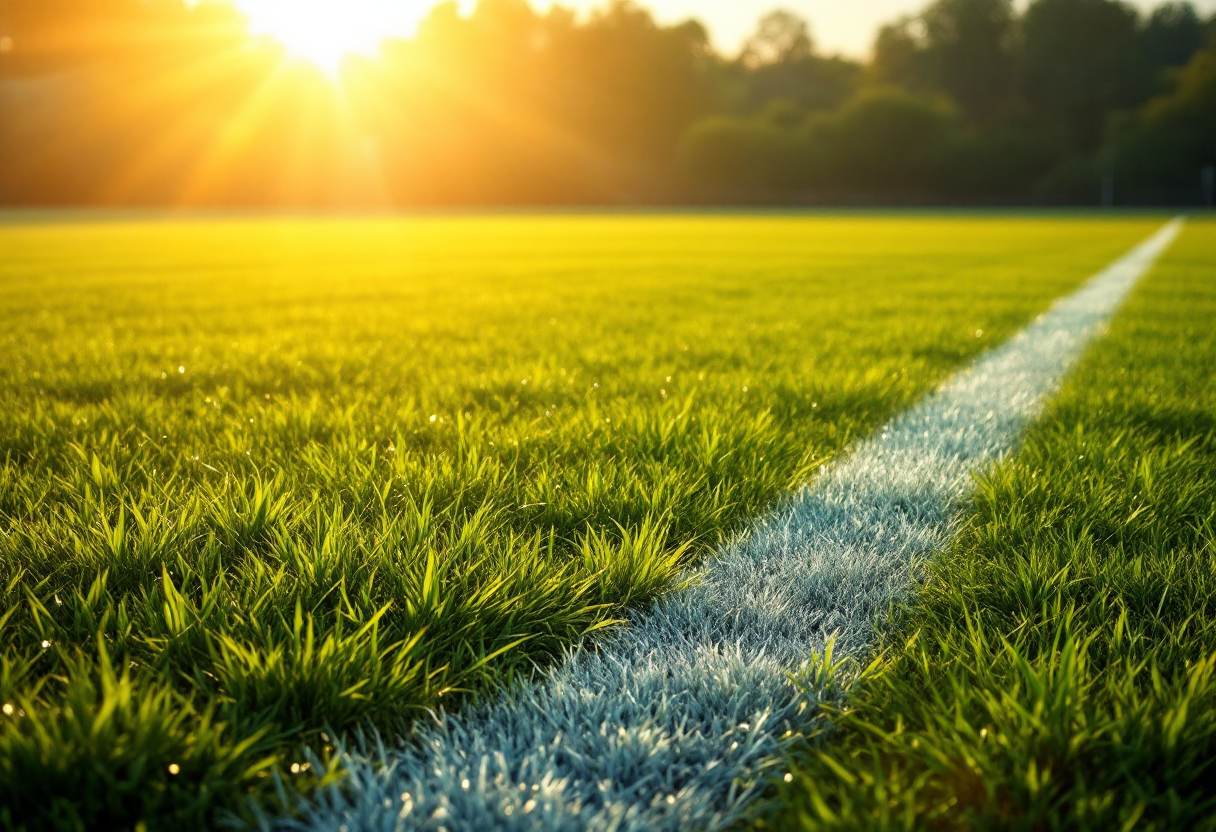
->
870, 0, 1016, 125
681, 88, 967, 199
679, 116, 807, 196
920, 0, 1016, 123
352, 0, 715, 204
741, 10, 813, 67
808, 89, 958, 192
871, 17, 932, 91
731, 11, 861, 118
1112, 33, 1216, 199
1021, 0, 1149, 151
1141, 2, 1206, 74
2, 0, 1214, 206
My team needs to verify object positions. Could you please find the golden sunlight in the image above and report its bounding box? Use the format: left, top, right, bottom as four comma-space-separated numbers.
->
229, 0, 438, 72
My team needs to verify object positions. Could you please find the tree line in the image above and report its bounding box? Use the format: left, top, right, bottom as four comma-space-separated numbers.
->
0, 0, 1213, 206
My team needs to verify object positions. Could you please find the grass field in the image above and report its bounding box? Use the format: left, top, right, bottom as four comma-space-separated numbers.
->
765, 218, 1216, 830
0, 214, 1171, 829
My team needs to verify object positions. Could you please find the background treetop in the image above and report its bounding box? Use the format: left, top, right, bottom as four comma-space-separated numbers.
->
0, 0, 1212, 206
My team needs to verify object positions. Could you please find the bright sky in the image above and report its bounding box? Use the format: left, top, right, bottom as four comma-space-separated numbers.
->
230, 0, 1216, 71
566, 0, 1216, 57
562, 0, 949, 56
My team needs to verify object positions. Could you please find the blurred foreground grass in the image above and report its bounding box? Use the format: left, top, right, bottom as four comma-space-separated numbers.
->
0, 214, 1162, 830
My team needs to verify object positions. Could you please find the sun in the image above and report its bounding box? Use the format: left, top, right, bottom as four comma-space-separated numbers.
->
229, 0, 437, 73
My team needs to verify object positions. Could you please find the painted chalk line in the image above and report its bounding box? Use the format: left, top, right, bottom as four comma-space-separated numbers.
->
284, 219, 1183, 832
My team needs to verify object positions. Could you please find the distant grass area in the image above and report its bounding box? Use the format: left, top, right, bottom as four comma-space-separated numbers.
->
766, 218, 1216, 831
0, 215, 1161, 830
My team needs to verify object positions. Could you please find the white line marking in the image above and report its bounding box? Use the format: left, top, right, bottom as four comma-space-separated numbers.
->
290, 220, 1183, 832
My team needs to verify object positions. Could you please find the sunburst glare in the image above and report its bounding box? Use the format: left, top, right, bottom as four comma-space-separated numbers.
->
229, 0, 439, 73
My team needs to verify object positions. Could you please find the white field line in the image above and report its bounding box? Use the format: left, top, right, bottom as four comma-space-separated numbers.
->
290, 219, 1183, 832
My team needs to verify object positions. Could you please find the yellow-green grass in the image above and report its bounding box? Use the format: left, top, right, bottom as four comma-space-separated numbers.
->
0, 214, 1163, 830
764, 218, 1216, 831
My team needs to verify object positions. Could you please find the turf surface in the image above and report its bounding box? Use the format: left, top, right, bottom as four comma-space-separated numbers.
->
0, 214, 1163, 829
290, 222, 1182, 832
765, 217, 1216, 831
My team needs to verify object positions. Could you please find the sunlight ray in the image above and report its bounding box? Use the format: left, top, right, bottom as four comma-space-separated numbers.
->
174, 56, 315, 204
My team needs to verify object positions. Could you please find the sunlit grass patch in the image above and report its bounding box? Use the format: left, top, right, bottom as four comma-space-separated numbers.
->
766, 218, 1216, 831
0, 213, 1163, 828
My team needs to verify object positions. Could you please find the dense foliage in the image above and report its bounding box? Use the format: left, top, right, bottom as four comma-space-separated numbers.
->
0, 0, 1212, 205
685, 0, 1216, 204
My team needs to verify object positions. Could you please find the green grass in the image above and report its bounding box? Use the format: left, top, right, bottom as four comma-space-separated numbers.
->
0, 214, 1163, 830
764, 218, 1216, 831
